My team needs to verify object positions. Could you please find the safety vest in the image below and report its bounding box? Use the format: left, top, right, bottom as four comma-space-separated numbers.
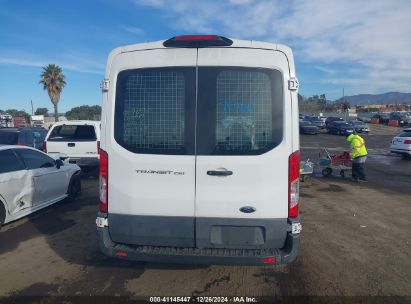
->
347, 134, 367, 158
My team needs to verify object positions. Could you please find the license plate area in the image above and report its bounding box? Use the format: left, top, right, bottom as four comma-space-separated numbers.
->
196, 218, 287, 249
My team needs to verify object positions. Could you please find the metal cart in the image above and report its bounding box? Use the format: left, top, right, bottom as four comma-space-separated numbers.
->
318, 148, 352, 178
300, 159, 314, 181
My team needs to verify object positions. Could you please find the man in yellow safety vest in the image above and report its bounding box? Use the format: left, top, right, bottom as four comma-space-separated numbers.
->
347, 132, 368, 182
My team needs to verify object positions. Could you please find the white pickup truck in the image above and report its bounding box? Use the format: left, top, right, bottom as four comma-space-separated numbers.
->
45, 121, 100, 171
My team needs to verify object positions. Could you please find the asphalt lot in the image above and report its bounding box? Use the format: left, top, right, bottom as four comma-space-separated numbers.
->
0, 124, 410, 303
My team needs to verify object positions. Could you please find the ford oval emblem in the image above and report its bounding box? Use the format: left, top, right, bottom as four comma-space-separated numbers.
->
240, 206, 256, 213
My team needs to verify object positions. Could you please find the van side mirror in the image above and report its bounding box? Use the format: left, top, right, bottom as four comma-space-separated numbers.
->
55, 159, 64, 169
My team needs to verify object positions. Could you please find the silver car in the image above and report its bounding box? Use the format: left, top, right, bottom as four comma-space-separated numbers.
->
0, 145, 81, 227
390, 129, 411, 158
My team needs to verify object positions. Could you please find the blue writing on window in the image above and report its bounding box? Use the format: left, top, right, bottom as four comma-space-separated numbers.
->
223, 101, 254, 113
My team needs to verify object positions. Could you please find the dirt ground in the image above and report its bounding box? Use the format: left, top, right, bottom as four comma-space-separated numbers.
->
0, 124, 410, 303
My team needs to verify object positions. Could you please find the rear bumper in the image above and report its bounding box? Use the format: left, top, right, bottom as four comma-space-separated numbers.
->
68, 157, 99, 167
390, 148, 411, 155
96, 214, 301, 265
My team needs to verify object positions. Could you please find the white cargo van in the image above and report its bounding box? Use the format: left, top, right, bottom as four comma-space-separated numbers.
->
97, 35, 301, 265
45, 121, 100, 170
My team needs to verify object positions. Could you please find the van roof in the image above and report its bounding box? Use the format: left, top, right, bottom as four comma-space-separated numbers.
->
106, 37, 295, 76
119, 38, 289, 52
116, 38, 290, 53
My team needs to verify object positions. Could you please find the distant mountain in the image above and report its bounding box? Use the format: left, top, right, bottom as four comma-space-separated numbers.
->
342, 92, 411, 105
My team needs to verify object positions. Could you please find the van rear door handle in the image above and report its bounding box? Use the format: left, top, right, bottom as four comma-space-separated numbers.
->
68, 143, 75, 147
207, 170, 233, 176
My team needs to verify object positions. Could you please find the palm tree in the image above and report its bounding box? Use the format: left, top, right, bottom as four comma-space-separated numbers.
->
39, 64, 66, 122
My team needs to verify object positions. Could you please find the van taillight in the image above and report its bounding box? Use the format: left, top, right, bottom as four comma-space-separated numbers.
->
288, 151, 300, 218
99, 148, 108, 213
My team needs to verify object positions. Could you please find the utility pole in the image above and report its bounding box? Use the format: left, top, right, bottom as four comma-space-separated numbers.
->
30, 100, 34, 115
343, 88, 348, 121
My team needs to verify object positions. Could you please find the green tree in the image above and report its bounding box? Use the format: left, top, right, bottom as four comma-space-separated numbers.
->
65, 105, 101, 120
34, 107, 49, 116
39, 64, 66, 122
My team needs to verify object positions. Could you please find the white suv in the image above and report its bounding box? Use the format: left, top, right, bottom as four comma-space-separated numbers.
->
96, 35, 301, 265
45, 121, 100, 170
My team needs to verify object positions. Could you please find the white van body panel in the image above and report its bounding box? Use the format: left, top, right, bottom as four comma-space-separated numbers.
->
195, 48, 292, 219
106, 48, 197, 217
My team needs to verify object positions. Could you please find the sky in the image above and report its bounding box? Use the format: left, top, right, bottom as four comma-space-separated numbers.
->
1, 0, 411, 113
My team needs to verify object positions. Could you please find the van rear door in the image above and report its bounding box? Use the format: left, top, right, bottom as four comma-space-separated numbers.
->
107, 49, 197, 247
195, 48, 292, 249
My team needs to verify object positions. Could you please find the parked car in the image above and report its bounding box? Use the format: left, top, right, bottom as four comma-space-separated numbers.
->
45, 121, 100, 171
0, 145, 81, 227
96, 35, 301, 265
327, 121, 355, 135
390, 128, 411, 158
348, 121, 370, 133
303, 116, 325, 129
325, 116, 344, 127
0, 127, 48, 150
389, 113, 407, 126
300, 121, 318, 135
372, 113, 390, 124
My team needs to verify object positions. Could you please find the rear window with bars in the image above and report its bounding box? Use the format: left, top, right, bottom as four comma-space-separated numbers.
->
114, 68, 196, 155
114, 67, 283, 156
215, 71, 273, 153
